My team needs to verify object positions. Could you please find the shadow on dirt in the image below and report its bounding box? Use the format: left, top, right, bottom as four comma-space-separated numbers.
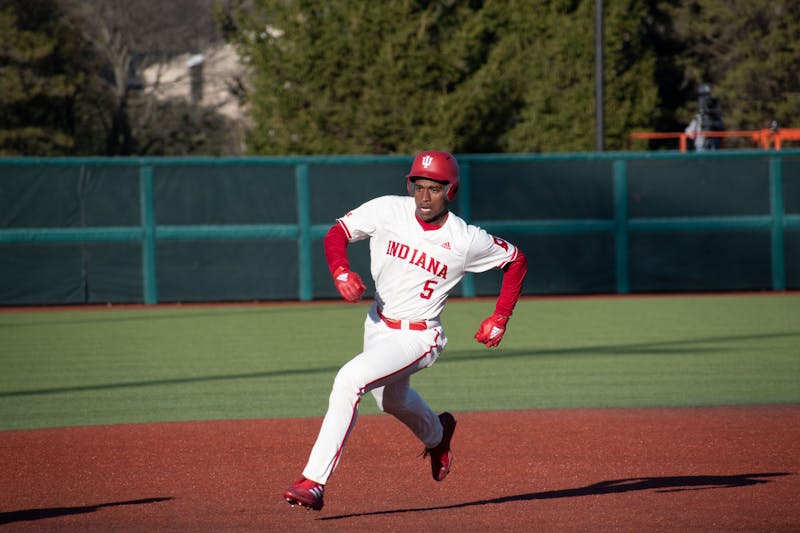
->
320, 472, 792, 520
0, 497, 172, 525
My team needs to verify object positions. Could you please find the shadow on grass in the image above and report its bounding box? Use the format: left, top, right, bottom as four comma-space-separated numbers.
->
0, 497, 172, 525
1, 331, 798, 398
320, 472, 791, 520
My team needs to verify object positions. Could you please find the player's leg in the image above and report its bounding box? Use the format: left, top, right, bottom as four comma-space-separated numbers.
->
373, 379, 457, 481
300, 325, 442, 485
372, 378, 442, 448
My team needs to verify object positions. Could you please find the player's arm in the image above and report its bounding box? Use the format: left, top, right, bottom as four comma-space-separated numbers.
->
324, 222, 366, 303
474, 251, 528, 348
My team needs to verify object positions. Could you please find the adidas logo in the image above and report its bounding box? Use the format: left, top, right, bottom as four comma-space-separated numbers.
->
441, 241, 451, 249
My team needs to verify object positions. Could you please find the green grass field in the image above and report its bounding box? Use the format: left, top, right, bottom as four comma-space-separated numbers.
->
1, 294, 798, 431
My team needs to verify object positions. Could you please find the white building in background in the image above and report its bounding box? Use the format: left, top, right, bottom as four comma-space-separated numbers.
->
142, 43, 247, 121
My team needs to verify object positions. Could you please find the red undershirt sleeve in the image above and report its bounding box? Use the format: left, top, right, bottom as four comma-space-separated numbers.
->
494, 251, 528, 317
324, 223, 350, 276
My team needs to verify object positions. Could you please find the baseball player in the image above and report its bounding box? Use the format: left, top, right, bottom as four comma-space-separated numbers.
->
284, 150, 528, 511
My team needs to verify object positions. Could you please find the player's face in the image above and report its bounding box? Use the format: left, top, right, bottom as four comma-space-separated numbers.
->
412, 178, 449, 226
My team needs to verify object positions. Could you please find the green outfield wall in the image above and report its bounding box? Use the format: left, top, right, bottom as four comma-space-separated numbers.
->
1, 151, 799, 305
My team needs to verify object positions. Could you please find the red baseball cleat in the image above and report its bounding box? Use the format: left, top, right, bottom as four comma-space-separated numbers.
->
424, 412, 457, 481
284, 477, 324, 511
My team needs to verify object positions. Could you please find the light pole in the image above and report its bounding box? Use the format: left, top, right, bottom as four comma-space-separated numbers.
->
595, 0, 604, 152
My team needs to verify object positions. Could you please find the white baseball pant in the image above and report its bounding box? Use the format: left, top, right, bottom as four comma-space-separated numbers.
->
301, 303, 448, 485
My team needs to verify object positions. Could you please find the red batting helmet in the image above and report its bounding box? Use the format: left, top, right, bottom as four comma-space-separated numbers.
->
406, 150, 460, 201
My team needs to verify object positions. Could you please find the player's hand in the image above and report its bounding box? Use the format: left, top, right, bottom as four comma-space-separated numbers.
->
474, 314, 509, 348
333, 266, 366, 303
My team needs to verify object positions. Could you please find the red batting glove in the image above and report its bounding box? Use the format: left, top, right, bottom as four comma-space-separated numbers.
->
474, 314, 509, 348
333, 266, 366, 303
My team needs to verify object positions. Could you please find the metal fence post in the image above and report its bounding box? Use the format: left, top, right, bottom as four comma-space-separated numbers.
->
613, 159, 630, 294
769, 157, 786, 291
295, 164, 313, 301
139, 164, 158, 304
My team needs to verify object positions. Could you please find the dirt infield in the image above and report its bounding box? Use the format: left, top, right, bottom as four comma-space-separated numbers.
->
1, 406, 799, 532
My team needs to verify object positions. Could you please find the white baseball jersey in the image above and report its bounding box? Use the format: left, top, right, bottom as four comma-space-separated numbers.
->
337, 195, 519, 320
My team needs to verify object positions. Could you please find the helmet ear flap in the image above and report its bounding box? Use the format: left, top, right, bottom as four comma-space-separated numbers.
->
446, 183, 458, 201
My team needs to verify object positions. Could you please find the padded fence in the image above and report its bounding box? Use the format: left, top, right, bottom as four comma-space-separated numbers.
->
1, 151, 799, 305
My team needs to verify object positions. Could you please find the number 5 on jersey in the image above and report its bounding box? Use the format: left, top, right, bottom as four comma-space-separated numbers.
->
420, 279, 438, 299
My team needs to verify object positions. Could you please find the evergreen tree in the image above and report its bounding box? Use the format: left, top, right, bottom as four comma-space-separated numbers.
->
0, 0, 78, 154
232, 1, 494, 154
231, 0, 663, 154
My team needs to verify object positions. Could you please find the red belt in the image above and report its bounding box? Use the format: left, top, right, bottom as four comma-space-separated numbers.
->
377, 310, 428, 331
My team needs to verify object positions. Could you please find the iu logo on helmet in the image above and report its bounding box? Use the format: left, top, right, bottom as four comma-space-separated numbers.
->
421, 155, 434, 168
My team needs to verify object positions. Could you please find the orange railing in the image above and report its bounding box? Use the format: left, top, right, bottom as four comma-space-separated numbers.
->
629, 128, 800, 152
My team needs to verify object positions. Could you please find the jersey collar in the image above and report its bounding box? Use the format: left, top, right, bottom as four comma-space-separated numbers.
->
415, 213, 448, 231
